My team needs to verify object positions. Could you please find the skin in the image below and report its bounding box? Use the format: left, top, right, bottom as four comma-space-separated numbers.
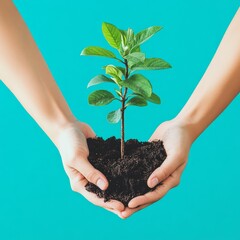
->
121, 7, 240, 218
0, 1, 124, 215
1, 1, 239, 220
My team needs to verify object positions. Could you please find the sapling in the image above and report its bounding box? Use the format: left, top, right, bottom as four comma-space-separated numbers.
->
81, 22, 171, 159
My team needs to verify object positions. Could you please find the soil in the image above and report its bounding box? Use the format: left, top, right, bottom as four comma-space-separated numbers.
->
85, 136, 167, 207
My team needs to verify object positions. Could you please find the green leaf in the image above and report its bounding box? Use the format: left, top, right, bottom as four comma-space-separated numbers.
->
131, 45, 141, 53
102, 22, 121, 50
120, 30, 127, 47
119, 28, 136, 57
134, 92, 161, 104
87, 75, 115, 88
115, 66, 126, 76
107, 109, 121, 123
134, 26, 162, 46
81, 46, 116, 59
115, 89, 122, 97
120, 29, 127, 38
105, 65, 123, 85
126, 96, 147, 107
88, 90, 115, 106
119, 30, 130, 57
125, 52, 145, 67
103, 66, 126, 76
105, 65, 123, 78
147, 92, 161, 104
131, 58, 171, 71
122, 74, 152, 97
126, 28, 135, 45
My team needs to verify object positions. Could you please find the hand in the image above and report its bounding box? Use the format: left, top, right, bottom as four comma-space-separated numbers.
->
120, 119, 193, 218
56, 121, 125, 216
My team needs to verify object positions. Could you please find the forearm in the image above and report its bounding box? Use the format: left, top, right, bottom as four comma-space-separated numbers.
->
0, 1, 75, 144
175, 8, 240, 141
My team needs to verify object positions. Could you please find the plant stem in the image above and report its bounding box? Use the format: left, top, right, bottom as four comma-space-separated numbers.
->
120, 60, 129, 159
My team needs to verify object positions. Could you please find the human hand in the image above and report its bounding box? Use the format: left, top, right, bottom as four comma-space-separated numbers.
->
55, 121, 125, 216
120, 119, 193, 218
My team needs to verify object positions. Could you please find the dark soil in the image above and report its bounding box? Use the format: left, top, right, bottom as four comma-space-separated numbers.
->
85, 136, 167, 207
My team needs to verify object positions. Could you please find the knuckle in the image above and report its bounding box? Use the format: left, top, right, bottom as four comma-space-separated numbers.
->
115, 203, 123, 211
68, 157, 77, 166
82, 123, 91, 131
173, 178, 180, 187
66, 152, 89, 167
70, 183, 78, 192
86, 170, 98, 183
160, 168, 169, 180
70, 177, 82, 193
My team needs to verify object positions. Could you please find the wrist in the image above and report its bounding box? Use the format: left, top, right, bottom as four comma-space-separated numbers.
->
172, 113, 202, 143
47, 115, 78, 147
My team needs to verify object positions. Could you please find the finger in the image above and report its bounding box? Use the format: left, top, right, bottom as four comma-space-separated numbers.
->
104, 208, 125, 218
64, 164, 83, 180
148, 125, 164, 142
82, 186, 125, 211
129, 162, 185, 208
73, 157, 109, 191
66, 165, 125, 211
147, 156, 180, 188
105, 199, 125, 212
70, 175, 125, 211
120, 204, 150, 219
128, 176, 176, 208
82, 187, 125, 211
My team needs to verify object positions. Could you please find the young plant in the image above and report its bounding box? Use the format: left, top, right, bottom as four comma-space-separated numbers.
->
81, 22, 171, 159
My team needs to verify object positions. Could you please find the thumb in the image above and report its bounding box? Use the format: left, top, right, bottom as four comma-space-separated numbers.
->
147, 156, 179, 188
74, 157, 109, 191
79, 122, 96, 138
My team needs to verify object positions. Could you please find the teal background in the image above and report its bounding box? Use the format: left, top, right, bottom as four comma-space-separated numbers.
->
0, 0, 239, 239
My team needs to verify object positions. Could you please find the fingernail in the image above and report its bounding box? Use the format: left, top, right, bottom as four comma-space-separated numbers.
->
150, 177, 159, 188
97, 178, 106, 190
121, 211, 127, 218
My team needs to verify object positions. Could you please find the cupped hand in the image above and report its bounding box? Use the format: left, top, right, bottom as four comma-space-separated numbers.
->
120, 119, 193, 218
56, 121, 125, 216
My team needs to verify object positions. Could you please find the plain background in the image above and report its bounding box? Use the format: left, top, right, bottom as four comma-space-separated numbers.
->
0, 0, 239, 239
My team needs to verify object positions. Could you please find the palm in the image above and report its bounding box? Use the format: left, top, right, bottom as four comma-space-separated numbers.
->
120, 120, 192, 218
57, 121, 125, 216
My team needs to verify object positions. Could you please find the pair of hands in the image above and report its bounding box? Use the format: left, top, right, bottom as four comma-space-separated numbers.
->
56, 120, 193, 218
